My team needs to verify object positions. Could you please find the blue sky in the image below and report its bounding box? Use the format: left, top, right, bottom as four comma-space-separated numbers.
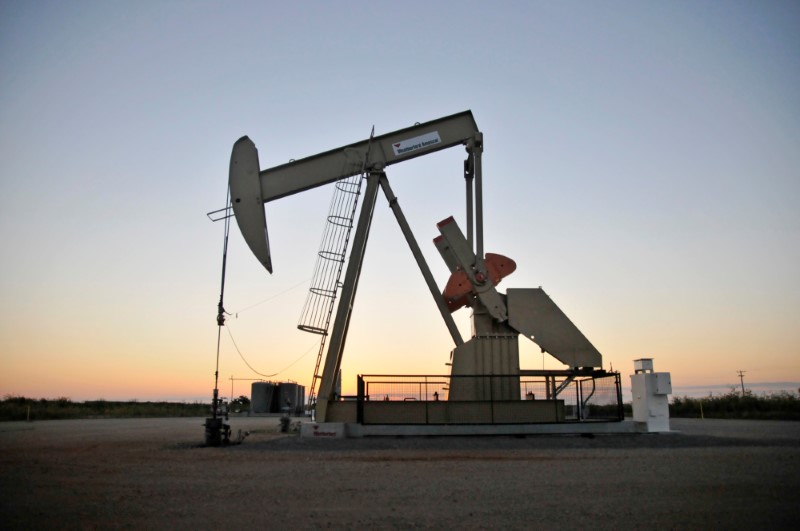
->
1, 1, 798, 400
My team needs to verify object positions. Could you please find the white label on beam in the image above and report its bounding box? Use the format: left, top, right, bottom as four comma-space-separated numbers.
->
392, 131, 441, 156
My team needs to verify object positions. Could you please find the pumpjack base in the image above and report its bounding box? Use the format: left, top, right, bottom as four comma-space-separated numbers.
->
300, 420, 639, 438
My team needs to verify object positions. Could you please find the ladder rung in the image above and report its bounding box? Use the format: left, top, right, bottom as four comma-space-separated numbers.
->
297, 325, 328, 335
309, 287, 336, 298
318, 250, 346, 262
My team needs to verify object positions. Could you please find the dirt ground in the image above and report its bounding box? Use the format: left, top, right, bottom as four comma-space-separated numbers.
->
1, 416, 798, 529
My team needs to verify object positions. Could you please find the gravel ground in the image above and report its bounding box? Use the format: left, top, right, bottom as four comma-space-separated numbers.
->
1, 416, 798, 529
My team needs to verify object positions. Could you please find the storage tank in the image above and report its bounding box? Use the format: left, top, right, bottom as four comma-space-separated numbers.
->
278, 382, 306, 414
251, 382, 275, 413
296, 385, 306, 414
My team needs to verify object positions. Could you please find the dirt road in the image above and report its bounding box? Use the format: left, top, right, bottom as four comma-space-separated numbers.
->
1, 417, 798, 529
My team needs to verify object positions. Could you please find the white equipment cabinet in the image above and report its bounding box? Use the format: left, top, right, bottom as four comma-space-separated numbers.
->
630, 358, 672, 432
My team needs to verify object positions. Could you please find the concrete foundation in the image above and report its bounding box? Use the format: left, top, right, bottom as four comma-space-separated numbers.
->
298, 420, 638, 438
299, 422, 346, 439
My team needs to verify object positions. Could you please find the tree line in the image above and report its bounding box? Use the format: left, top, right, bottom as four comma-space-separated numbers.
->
0, 395, 210, 421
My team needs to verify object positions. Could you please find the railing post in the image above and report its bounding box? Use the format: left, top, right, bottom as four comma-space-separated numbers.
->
555, 377, 560, 422
424, 376, 429, 425
490, 374, 494, 424
357, 375, 364, 424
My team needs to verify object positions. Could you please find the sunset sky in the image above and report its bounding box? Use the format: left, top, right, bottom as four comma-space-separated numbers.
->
1, 1, 798, 402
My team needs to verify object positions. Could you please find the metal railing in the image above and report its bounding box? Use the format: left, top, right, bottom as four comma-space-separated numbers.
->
356, 372, 623, 425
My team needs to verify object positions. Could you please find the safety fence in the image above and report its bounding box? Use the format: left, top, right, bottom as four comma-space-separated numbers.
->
355, 372, 623, 425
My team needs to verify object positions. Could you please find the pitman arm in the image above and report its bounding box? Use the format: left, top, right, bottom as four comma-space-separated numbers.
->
434, 216, 602, 368
434, 216, 516, 321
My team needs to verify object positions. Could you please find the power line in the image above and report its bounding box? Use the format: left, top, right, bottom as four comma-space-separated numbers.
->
225, 325, 318, 378
737, 370, 746, 396
230, 278, 311, 317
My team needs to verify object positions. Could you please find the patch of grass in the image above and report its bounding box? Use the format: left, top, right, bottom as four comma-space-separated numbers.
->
0, 395, 210, 421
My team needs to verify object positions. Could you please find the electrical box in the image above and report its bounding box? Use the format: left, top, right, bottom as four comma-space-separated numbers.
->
655, 373, 672, 395
630, 358, 672, 432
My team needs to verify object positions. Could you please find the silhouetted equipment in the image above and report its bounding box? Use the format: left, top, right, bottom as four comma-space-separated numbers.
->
226, 110, 613, 424
250, 382, 276, 413
250, 381, 305, 415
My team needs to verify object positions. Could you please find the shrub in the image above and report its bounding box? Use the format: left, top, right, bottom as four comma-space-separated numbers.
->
668, 390, 800, 420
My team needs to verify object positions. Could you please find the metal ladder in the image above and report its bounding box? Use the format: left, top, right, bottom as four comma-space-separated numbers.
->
298, 148, 369, 408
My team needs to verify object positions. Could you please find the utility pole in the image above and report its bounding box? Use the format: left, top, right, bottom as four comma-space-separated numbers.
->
736, 370, 746, 396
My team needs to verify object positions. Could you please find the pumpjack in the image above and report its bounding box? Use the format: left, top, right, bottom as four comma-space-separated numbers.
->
226, 111, 609, 424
